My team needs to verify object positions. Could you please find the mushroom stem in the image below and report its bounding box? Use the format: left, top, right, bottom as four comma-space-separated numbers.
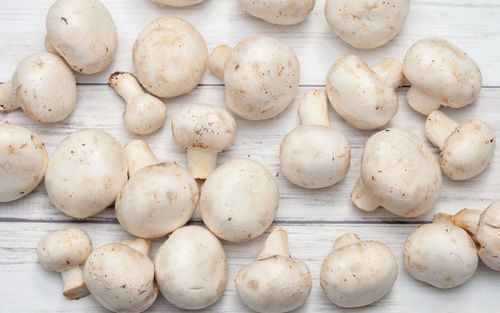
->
298, 90, 330, 127
0, 80, 20, 113
44, 35, 58, 54
208, 44, 232, 79
120, 238, 153, 257
424, 110, 459, 150
124, 140, 158, 177
332, 233, 361, 250
451, 209, 481, 241
371, 58, 405, 89
109, 72, 144, 103
351, 178, 380, 212
406, 86, 443, 116
187, 147, 218, 180
432, 213, 454, 225
61, 265, 90, 300
257, 227, 290, 260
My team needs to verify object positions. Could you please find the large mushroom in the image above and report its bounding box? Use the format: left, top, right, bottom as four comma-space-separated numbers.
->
239, 0, 316, 25
152, 0, 205, 6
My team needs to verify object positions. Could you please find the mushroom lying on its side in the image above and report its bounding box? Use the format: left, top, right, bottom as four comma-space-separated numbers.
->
152, 0, 205, 6
239, 0, 316, 25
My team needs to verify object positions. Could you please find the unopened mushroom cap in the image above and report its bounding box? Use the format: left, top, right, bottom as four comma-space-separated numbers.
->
46, 0, 118, 74
477, 201, 500, 271
0, 121, 48, 202
115, 162, 199, 239
153, 0, 205, 6
239, 0, 316, 25
200, 158, 279, 242
133, 17, 208, 98
154, 226, 228, 310
45, 129, 128, 219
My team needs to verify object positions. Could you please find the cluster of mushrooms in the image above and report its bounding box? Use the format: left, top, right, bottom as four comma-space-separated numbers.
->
0, 0, 498, 312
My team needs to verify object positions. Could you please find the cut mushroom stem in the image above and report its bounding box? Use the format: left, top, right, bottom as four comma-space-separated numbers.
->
187, 148, 218, 179
371, 58, 406, 89
298, 90, 330, 127
451, 209, 481, 241
124, 139, 158, 177
257, 227, 290, 260
0, 81, 19, 113
332, 233, 361, 250
120, 238, 152, 257
208, 44, 232, 79
60, 265, 89, 299
425, 110, 459, 150
351, 178, 380, 212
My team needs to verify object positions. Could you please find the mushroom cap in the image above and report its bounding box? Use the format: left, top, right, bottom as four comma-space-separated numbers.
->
200, 158, 279, 242
122, 93, 167, 135
154, 226, 228, 310
280, 125, 350, 189
403, 38, 482, 109
115, 162, 199, 239
133, 17, 208, 98
320, 240, 397, 308
325, 55, 398, 130
153, 0, 205, 6
477, 201, 500, 271
324, 0, 410, 49
0, 121, 48, 202
239, 0, 316, 25
84, 243, 157, 313
403, 222, 478, 288
361, 129, 442, 217
171, 103, 236, 152
12, 52, 76, 123
223, 36, 300, 120
37, 228, 92, 272
46, 0, 118, 74
440, 120, 495, 180
45, 129, 128, 219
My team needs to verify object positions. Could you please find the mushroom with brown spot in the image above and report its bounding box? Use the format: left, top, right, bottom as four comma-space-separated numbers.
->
239, 0, 316, 25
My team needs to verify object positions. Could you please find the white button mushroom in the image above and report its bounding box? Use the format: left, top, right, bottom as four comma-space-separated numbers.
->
235, 227, 312, 313
45, 0, 118, 74
403, 37, 482, 115
133, 17, 208, 98
200, 158, 279, 242
320, 233, 398, 308
83, 239, 158, 313
171, 103, 236, 179
325, 0, 410, 49
325, 55, 405, 130
45, 129, 128, 219
0, 52, 77, 123
239, 0, 316, 25
425, 110, 495, 181
152, 0, 205, 6
154, 226, 228, 310
109, 72, 167, 135
280, 90, 351, 188
37, 228, 92, 300
0, 121, 48, 202
351, 128, 442, 217
403, 214, 478, 288
208, 36, 300, 120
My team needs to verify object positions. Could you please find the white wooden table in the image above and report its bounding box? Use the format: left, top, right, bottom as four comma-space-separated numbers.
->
1, 1, 499, 312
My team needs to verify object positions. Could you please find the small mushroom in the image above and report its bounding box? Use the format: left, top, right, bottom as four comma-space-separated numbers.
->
152, 0, 205, 6
83, 239, 158, 313
0, 121, 48, 202
208, 36, 300, 120
403, 214, 478, 288
154, 226, 228, 310
320, 233, 398, 308
325, 55, 405, 130
200, 158, 279, 242
351, 128, 442, 217
403, 37, 482, 115
280, 90, 351, 188
37, 228, 92, 300
45, 0, 118, 74
0, 52, 77, 123
133, 17, 208, 98
235, 227, 312, 313
425, 110, 495, 181
239, 0, 316, 25
109, 72, 167, 135
45, 129, 128, 219
171, 103, 236, 179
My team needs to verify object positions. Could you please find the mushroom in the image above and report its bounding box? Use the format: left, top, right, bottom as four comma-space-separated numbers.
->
109, 72, 167, 135
45, 129, 128, 219
0, 52, 77, 123
324, 0, 411, 49
403, 214, 478, 288
200, 158, 279, 242
235, 227, 312, 313
0, 121, 48, 202
123, 139, 158, 177
116, 140, 199, 238
403, 37, 482, 115
351, 128, 442, 217
45, 0, 118, 74
171, 103, 236, 179
154, 226, 228, 310
152, 0, 205, 6
208, 36, 300, 120
325, 55, 405, 130
320, 233, 398, 308
133, 17, 208, 98
37, 228, 92, 299
425, 110, 495, 180
83, 239, 158, 313
239, 0, 316, 25
280, 90, 351, 188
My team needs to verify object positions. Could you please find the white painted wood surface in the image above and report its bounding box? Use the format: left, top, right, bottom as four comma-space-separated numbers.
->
0, 0, 499, 312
